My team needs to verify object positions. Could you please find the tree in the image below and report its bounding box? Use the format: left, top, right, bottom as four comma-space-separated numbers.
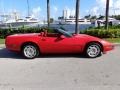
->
112, 15, 120, 20
50, 18, 54, 23
75, 0, 80, 34
47, 0, 50, 28
84, 14, 91, 19
58, 16, 64, 20
105, 0, 110, 30
27, 0, 30, 16
91, 16, 97, 20
98, 15, 105, 19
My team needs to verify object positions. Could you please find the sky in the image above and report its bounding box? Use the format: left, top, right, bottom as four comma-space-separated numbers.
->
0, 0, 120, 20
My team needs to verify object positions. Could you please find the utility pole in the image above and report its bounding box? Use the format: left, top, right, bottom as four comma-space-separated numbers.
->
105, 0, 109, 30
75, 0, 80, 34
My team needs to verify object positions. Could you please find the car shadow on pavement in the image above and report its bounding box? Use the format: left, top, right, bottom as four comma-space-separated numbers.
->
0, 48, 24, 59
39, 54, 86, 58
0, 48, 88, 60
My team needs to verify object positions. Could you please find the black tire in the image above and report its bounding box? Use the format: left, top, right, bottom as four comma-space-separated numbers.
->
22, 44, 39, 59
85, 43, 102, 58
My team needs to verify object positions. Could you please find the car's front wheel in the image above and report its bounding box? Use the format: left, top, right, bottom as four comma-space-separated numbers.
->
85, 43, 102, 58
22, 44, 39, 59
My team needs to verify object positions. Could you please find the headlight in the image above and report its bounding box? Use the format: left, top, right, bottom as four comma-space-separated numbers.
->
101, 40, 108, 44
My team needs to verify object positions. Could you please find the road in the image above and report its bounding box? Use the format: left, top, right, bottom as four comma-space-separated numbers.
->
0, 46, 120, 90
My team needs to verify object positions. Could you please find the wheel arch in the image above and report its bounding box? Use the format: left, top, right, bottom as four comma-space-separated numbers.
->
21, 41, 41, 52
84, 41, 103, 52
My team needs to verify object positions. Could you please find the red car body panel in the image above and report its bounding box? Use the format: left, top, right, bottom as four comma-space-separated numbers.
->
39, 36, 84, 54
5, 32, 114, 54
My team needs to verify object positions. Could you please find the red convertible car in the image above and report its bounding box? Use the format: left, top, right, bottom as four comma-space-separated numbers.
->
5, 28, 114, 59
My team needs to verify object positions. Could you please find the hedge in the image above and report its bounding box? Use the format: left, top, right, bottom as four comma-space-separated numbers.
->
80, 29, 120, 38
0, 26, 120, 39
0, 27, 54, 39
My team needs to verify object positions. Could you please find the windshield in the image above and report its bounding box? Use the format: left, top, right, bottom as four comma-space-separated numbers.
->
56, 29, 73, 37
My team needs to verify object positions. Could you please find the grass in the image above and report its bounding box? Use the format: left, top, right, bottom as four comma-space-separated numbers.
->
104, 38, 120, 43
0, 39, 5, 44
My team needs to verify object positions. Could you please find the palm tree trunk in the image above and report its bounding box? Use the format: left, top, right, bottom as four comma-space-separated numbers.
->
47, 0, 50, 28
27, 0, 30, 16
75, 0, 80, 34
105, 0, 109, 30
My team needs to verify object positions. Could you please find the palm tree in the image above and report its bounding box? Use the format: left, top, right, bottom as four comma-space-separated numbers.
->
47, 0, 50, 28
27, 0, 30, 16
105, 0, 110, 30
75, 0, 80, 34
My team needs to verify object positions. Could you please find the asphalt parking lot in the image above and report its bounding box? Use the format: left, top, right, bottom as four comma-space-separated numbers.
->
0, 46, 120, 90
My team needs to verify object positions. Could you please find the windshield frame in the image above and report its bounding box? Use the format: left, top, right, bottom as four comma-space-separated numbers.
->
55, 28, 73, 37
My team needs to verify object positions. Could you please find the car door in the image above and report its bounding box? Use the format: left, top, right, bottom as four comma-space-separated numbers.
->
39, 35, 83, 54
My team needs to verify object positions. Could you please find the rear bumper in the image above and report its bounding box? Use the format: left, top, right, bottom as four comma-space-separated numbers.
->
5, 44, 20, 52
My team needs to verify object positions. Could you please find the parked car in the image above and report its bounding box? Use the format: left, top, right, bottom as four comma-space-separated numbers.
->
5, 28, 114, 59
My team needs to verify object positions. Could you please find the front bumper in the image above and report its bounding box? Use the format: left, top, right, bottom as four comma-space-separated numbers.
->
103, 44, 115, 53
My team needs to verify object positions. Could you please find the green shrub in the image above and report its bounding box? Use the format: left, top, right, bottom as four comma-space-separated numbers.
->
1, 26, 120, 39
81, 29, 120, 38
0, 27, 55, 39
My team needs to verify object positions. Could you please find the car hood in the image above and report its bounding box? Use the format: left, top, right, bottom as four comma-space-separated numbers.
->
74, 34, 102, 41
74, 34, 114, 46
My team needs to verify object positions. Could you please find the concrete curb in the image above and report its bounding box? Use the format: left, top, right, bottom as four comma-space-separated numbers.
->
0, 44, 5, 48
114, 43, 120, 46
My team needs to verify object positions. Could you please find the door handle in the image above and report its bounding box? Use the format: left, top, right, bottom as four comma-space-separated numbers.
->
41, 38, 46, 41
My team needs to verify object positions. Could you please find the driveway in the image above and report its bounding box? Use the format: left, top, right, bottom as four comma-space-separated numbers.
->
0, 46, 120, 90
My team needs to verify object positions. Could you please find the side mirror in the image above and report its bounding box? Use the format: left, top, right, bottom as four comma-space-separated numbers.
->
72, 33, 76, 36
60, 35, 65, 39
39, 32, 44, 36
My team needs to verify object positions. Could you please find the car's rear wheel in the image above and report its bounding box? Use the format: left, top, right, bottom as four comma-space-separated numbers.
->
85, 43, 102, 58
22, 44, 39, 59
